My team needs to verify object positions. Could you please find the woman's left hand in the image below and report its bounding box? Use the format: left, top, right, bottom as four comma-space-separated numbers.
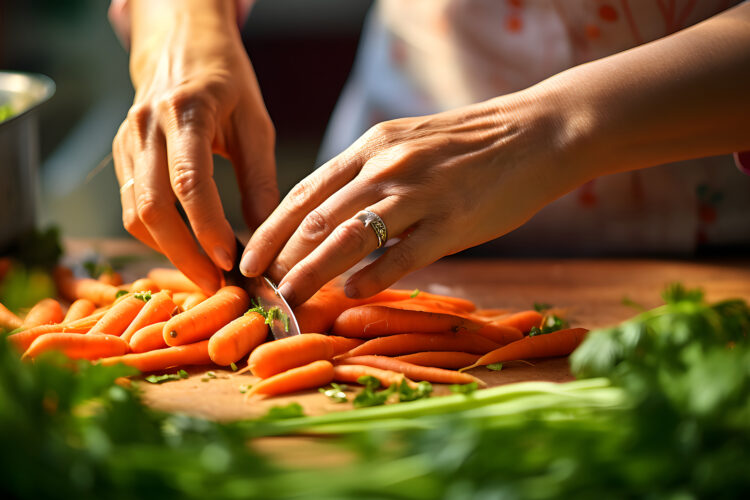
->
240, 88, 589, 307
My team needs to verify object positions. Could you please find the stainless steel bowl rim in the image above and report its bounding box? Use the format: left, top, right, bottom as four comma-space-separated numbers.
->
0, 71, 56, 125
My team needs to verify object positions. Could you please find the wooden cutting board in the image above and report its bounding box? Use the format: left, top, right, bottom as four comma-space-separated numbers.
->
64, 239, 750, 421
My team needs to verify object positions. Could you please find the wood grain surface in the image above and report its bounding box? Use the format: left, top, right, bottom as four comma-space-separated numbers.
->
64, 239, 750, 421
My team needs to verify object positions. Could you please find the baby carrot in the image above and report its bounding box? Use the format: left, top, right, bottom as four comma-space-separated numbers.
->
338, 355, 484, 386
87, 294, 147, 336
463, 327, 590, 370
338, 332, 499, 358
120, 291, 177, 343
98, 271, 123, 286
54, 266, 119, 305
208, 311, 268, 366
8, 323, 91, 352
99, 340, 210, 372
474, 323, 524, 345
327, 336, 365, 356
23, 298, 64, 328
130, 278, 160, 293
332, 364, 411, 389
246, 360, 334, 399
492, 310, 545, 333
0, 302, 23, 331
163, 286, 249, 346
129, 321, 168, 353
63, 299, 97, 323
394, 351, 482, 370
181, 292, 208, 311
147, 268, 202, 293
331, 305, 481, 338
246, 333, 334, 379
22, 332, 129, 361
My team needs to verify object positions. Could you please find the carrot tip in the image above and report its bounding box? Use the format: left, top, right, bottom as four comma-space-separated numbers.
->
458, 364, 479, 373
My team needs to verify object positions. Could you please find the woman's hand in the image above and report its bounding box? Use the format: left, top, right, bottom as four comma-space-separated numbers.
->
240, 88, 589, 306
113, 0, 278, 292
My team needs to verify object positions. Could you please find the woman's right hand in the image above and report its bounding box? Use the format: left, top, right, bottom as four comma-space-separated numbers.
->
113, 0, 278, 292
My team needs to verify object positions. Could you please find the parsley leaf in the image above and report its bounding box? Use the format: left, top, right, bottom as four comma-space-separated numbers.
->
263, 402, 305, 420
319, 383, 349, 403
144, 370, 189, 384
486, 363, 504, 371
449, 382, 478, 395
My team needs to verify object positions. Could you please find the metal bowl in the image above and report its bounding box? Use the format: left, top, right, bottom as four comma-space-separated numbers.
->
0, 71, 55, 250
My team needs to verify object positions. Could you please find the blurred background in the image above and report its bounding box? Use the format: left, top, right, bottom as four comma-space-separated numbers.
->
0, 0, 373, 237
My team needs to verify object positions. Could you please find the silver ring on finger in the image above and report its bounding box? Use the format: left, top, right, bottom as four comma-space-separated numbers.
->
355, 209, 388, 249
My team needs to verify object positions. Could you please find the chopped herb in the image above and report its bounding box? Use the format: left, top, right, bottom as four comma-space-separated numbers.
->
238, 384, 251, 394
353, 384, 394, 408
410, 288, 421, 298
144, 370, 189, 384
250, 300, 291, 333
319, 383, 349, 403
134, 291, 152, 302
533, 302, 553, 312
356, 375, 381, 391
528, 326, 542, 337
230, 362, 238, 372
115, 290, 129, 299
397, 380, 433, 402
449, 382, 478, 394
263, 402, 305, 420
486, 363, 503, 371
200, 372, 217, 383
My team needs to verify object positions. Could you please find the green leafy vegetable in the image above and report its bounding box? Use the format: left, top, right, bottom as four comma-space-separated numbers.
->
263, 403, 305, 420
144, 370, 189, 384
134, 291, 152, 302
449, 382, 478, 395
230, 362, 238, 372
319, 383, 349, 403
397, 380, 433, 402
115, 290, 129, 299
533, 302, 552, 312
410, 288, 421, 298
486, 362, 503, 371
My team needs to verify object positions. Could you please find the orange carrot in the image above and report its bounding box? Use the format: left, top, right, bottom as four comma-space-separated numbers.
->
475, 323, 524, 345
0, 302, 23, 331
246, 360, 334, 399
331, 305, 481, 338
338, 355, 483, 386
98, 271, 123, 286
163, 286, 250, 346
339, 332, 499, 358
208, 311, 268, 366
181, 292, 208, 311
147, 268, 202, 293
327, 336, 365, 356
472, 308, 512, 319
23, 298, 64, 327
99, 340, 210, 372
171, 292, 191, 308
8, 323, 91, 352
120, 291, 177, 343
332, 363, 411, 389
54, 266, 120, 305
395, 351, 482, 370
130, 278, 160, 293
87, 294, 148, 336
63, 299, 97, 323
463, 327, 590, 370
493, 310, 545, 333
22, 332, 129, 361
246, 333, 334, 379
129, 321, 168, 353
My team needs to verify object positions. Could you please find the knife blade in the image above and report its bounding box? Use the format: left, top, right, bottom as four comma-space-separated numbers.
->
223, 237, 301, 339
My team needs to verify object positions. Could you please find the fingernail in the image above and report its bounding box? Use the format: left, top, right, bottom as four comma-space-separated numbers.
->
240, 250, 259, 277
344, 280, 359, 299
278, 282, 296, 306
213, 246, 233, 272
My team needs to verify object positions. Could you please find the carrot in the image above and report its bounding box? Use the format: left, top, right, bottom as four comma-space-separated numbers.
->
331, 305, 481, 338
120, 291, 177, 343
181, 292, 208, 311
54, 266, 120, 305
246, 333, 334, 379
22, 332, 129, 361
332, 363, 411, 389
462, 327, 590, 370
339, 332, 499, 358
128, 321, 168, 353
99, 340, 210, 372
208, 311, 268, 366
130, 278, 160, 293
472, 308, 512, 319
163, 286, 249, 346
338, 355, 484, 386
375, 289, 476, 312
147, 268, 202, 293
246, 360, 334, 399
98, 271, 123, 286
63, 299, 97, 323
8, 323, 92, 352
475, 323, 524, 345
327, 336, 365, 356
23, 298, 64, 327
493, 310, 545, 333
87, 294, 148, 336
395, 351, 482, 370
0, 302, 23, 331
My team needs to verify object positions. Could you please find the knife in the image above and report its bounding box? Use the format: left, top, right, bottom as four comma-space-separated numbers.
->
223, 237, 301, 339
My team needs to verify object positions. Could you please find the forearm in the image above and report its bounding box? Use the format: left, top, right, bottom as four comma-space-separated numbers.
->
536, 3, 750, 182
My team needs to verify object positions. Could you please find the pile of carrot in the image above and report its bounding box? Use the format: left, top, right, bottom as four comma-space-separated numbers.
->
1, 266, 589, 402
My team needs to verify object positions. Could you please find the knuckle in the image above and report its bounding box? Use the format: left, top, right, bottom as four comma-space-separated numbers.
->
285, 178, 316, 214
289, 260, 322, 291
159, 89, 214, 131
126, 104, 152, 140
331, 220, 370, 254
386, 244, 415, 274
298, 209, 331, 243
170, 163, 204, 201
135, 194, 166, 226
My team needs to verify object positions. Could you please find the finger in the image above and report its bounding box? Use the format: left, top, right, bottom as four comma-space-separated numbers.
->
240, 147, 366, 277
162, 106, 236, 272
265, 178, 380, 284
344, 223, 447, 299
131, 128, 222, 293
112, 123, 161, 252
276, 197, 418, 307
228, 106, 279, 231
